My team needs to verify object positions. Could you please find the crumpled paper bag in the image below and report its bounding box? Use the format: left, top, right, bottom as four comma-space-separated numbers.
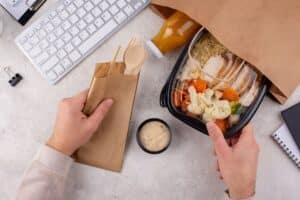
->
152, 0, 300, 103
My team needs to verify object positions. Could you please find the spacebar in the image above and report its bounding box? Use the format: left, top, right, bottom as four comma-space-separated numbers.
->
79, 20, 118, 55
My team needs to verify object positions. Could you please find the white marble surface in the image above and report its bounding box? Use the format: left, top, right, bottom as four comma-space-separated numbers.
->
0, 1, 299, 200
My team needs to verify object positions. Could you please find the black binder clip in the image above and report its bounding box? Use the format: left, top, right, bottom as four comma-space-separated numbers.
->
3, 67, 23, 87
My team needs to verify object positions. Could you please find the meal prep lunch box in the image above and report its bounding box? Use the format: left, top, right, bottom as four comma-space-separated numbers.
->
160, 29, 269, 138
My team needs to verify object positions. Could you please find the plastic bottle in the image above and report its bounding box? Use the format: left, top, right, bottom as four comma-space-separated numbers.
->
147, 11, 201, 58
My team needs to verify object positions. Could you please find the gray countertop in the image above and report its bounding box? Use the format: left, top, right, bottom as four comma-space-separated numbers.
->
0, 1, 299, 199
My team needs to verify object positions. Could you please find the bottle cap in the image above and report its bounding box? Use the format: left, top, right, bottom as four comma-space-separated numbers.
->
146, 40, 164, 59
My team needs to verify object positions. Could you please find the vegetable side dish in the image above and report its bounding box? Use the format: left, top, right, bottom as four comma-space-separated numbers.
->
173, 33, 262, 133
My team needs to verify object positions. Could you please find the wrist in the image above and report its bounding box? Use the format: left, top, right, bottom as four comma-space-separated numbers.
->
229, 184, 255, 200
47, 137, 74, 156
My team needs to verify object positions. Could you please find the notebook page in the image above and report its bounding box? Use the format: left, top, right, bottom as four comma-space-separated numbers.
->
272, 124, 300, 167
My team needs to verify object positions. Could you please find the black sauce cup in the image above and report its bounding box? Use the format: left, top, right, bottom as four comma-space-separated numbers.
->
136, 118, 172, 154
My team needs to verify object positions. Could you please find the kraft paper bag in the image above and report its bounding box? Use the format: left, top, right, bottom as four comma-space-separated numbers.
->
152, 0, 300, 104
74, 62, 138, 172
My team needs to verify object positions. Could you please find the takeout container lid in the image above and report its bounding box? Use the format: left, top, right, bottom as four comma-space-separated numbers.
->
160, 29, 269, 138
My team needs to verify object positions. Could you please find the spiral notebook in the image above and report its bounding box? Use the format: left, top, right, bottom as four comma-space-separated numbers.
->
272, 103, 300, 169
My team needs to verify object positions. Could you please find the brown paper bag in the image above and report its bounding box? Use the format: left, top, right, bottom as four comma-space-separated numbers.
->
152, 0, 300, 104
74, 62, 138, 172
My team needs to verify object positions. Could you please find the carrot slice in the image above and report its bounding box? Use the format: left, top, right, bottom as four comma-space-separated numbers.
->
215, 119, 228, 133
173, 89, 188, 108
190, 79, 207, 93
222, 88, 240, 101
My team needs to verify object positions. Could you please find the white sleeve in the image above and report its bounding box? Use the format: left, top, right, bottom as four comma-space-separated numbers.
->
15, 145, 74, 200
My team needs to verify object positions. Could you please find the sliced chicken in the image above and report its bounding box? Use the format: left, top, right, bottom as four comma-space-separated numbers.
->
239, 79, 260, 107
210, 53, 234, 87
201, 55, 225, 84
213, 57, 243, 90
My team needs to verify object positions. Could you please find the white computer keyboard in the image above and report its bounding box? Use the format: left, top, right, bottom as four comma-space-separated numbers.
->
15, 0, 150, 84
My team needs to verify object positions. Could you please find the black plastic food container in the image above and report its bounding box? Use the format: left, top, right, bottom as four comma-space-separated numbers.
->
160, 29, 269, 138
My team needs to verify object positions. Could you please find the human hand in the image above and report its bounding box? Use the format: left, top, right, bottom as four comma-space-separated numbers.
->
48, 90, 113, 156
206, 122, 259, 200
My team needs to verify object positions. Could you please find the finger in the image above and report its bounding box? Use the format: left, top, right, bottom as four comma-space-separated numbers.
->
72, 89, 89, 107
207, 122, 231, 157
86, 99, 113, 130
238, 124, 255, 146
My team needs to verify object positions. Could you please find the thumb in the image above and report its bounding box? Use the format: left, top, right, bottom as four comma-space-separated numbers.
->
207, 122, 231, 157
86, 99, 114, 130
237, 124, 255, 147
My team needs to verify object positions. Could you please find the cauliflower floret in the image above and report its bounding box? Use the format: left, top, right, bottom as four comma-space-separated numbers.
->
202, 100, 231, 122
187, 86, 205, 115
186, 86, 231, 122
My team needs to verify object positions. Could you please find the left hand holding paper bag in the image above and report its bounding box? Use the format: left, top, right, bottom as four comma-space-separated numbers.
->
48, 89, 113, 156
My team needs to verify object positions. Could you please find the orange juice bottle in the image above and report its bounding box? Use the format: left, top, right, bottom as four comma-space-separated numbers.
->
147, 11, 201, 58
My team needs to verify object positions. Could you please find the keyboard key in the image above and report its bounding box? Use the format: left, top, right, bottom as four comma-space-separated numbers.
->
80, 30, 90, 40
74, 0, 84, 7
29, 36, 39, 45
45, 23, 54, 32
55, 39, 65, 49
23, 43, 32, 51
94, 18, 104, 27
47, 46, 57, 55
87, 24, 96, 34
62, 32, 72, 42
117, 0, 126, 8
115, 11, 126, 24
70, 26, 80, 36
84, 14, 94, 24
47, 34, 56, 42
134, 2, 142, 10
57, 49, 67, 59
29, 47, 42, 57
69, 15, 79, 24
84, 2, 94, 11
124, 5, 134, 16
79, 19, 117, 54
65, 43, 74, 52
57, 4, 65, 12
39, 40, 49, 49
77, 8, 86, 18
18, 36, 27, 44
43, 56, 59, 72
67, 4, 77, 13
60, 10, 69, 20
72, 36, 82, 46
101, 11, 111, 21
35, 52, 49, 64
47, 71, 58, 81
62, 21, 72, 30
109, 5, 119, 15
108, 0, 117, 4
54, 27, 64, 37
52, 17, 62, 26
77, 20, 87, 29
92, 7, 101, 17
37, 29, 47, 38
69, 50, 81, 62
100, 1, 109, 10
92, 0, 102, 5
54, 65, 65, 75
61, 58, 72, 69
